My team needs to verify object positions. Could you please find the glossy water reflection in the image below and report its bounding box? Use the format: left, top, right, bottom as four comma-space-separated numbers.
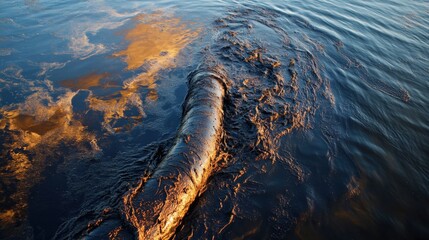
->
0, 0, 428, 239
0, 7, 199, 238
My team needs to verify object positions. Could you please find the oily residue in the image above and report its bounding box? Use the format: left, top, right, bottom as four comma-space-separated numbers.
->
60, 73, 110, 91
123, 68, 226, 240
0, 91, 98, 237
0, 11, 199, 239
57, 12, 199, 133
85, 12, 200, 132
174, 8, 335, 239
114, 13, 199, 71
58, 65, 227, 240
62, 7, 337, 240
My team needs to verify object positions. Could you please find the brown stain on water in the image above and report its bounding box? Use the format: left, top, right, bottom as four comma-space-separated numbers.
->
87, 12, 199, 131
10, 110, 67, 136
0, 92, 96, 236
56, 12, 199, 132
60, 73, 109, 91
0, 11, 199, 235
114, 13, 199, 70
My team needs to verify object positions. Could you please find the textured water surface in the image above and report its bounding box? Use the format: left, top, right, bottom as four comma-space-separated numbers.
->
0, 0, 428, 239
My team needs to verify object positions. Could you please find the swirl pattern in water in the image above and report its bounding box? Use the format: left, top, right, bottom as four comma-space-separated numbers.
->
0, 0, 428, 239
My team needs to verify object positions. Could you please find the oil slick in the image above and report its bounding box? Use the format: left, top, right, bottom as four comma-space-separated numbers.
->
73, 12, 200, 132
0, 11, 199, 238
0, 91, 99, 236
78, 7, 335, 239
114, 12, 199, 70
60, 73, 110, 91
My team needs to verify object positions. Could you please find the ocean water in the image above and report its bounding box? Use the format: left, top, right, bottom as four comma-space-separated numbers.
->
0, 0, 428, 239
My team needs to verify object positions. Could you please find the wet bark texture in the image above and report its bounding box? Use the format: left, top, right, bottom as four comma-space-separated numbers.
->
121, 68, 226, 239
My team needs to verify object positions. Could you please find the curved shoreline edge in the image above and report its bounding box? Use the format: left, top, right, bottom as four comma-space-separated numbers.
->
85, 67, 227, 239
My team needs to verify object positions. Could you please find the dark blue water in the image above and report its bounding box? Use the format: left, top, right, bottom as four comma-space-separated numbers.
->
1, 0, 428, 239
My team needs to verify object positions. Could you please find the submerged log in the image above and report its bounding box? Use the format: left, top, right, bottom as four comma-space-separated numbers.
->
124, 68, 226, 239
84, 67, 226, 239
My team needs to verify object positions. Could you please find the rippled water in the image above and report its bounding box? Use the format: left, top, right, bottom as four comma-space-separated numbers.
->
1, 0, 428, 239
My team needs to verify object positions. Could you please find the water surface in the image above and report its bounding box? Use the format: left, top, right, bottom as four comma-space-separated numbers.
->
0, 0, 428, 239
